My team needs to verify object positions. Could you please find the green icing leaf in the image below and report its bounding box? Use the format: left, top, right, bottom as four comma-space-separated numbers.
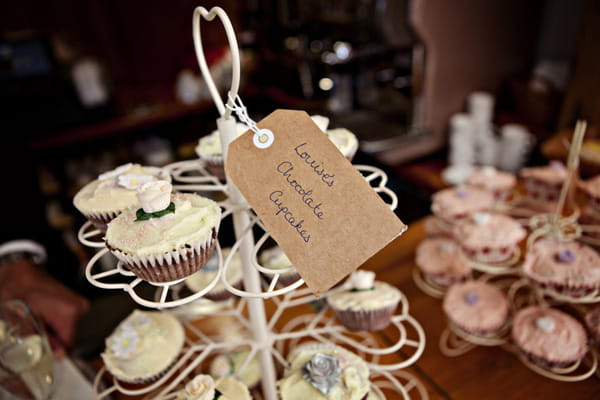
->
350, 287, 375, 292
134, 202, 175, 222
214, 389, 222, 399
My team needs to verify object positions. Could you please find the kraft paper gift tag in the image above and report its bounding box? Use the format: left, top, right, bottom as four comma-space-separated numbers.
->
226, 109, 406, 296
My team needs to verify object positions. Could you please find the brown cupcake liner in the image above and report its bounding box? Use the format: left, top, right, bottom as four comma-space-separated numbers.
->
109, 355, 179, 384
332, 303, 398, 332
109, 229, 217, 283
83, 210, 121, 233
198, 153, 225, 180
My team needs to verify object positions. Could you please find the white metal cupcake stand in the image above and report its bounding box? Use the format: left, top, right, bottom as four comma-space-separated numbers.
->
78, 7, 427, 400
415, 121, 600, 382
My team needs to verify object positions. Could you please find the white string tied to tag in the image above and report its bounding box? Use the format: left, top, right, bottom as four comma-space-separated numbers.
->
226, 93, 274, 149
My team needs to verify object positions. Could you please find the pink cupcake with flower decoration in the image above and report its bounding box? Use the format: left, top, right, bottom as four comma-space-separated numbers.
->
522, 240, 600, 298
466, 166, 516, 201
452, 212, 526, 264
431, 186, 495, 227
520, 160, 567, 202
512, 306, 587, 369
415, 238, 471, 287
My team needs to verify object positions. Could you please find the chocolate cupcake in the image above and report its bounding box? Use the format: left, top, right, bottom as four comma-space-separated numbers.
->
185, 248, 243, 301
195, 123, 250, 180
431, 186, 495, 226
522, 240, 600, 298
415, 238, 471, 287
512, 306, 587, 369
327, 271, 401, 331
259, 245, 300, 286
106, 181, 221, 283
73, 163, 171, 232
443, 281, 509, 337
520, 161, 567, 203
452, 213, 526, 264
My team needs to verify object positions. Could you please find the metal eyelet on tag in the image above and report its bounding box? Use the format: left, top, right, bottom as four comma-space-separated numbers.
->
253, 128, 274, 149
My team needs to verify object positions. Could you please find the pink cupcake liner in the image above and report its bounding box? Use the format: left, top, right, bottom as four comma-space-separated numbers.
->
460, 243, 518, 264
527, 277, 599, 299
517, 348, 586, 370
523, 177, 562, 202
449, 319, 508, 339
331, 303, 398, 332
425, 272, 468, 288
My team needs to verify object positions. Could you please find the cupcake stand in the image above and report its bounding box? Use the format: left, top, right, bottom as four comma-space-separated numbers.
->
414, 121, 600, 382
78, 7, 427, 400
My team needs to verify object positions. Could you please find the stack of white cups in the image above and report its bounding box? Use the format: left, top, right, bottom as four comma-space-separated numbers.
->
469, 92, 498, 166
443, 113, 476, 184
498, 124, 534, 173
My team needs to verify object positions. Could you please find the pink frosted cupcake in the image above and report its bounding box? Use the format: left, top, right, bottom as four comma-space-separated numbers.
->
578, 175, 600, 213
423, 216, 452, 238
443, 281, 509, 337
520, 160, 567, 202
466, 166, 516, 201
512, 306, 587, 369
578, 206, 600, 242
585, 307, 600, 348
415, 238, 471, 287
327, 271, 401, 331
522, 240, 600, 298
431, 186, 495, 226
452, 213, 526, 264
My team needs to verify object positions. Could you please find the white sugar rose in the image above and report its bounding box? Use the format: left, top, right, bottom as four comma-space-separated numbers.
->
137, 181, 172, 213
350, 270, 375, 290
181, 375, 215, 400
311, 115, 329, 132
98, 163, 133, 181
209, 355, 232, 378
118, 174, 153, 189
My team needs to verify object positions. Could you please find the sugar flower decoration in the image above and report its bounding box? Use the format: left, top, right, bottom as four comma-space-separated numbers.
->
555, 249, 576, 264
456, 188, 470, 198
472, 212, 491, 225
536, 316, 556, 333
98, 163, 133, 181
109, 329, 140, 359
118, 174, 153, 190
464, 291, 480, 305
179, 375, 215, 400
209, 355, 233, 378
137, 180, 172, 213
121, 312, 151, 332
342, 366, 363, 392
550, 160, 565, 171
311, 115, 330, 132
350, 270, 375, 291
302, 353, 341, 396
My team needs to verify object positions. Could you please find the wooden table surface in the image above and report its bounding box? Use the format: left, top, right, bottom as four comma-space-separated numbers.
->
362, 218, 600, 400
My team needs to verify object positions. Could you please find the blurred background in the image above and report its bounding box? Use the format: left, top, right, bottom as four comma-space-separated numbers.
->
0, 0, 598, 354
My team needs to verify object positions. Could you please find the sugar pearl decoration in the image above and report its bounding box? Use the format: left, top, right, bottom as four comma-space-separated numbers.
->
536, 316, 556, 333
472, 212, 491, 225
464, 291, 480, 305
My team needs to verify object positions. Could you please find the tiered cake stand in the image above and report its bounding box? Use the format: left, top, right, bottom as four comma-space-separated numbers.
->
78, 7, 427, 400
415, 121, 600, 382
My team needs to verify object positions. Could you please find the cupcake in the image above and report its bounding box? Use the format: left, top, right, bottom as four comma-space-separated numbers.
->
209, 349, 261, 389
466, 166, 516, 201
101, 310, 184, 383
279, 343, 370, 400
185, 248, 243, 301
512, 306, 587, 369
423, 216, 452, 238
73, 163, 171, 232
578, 207, 600, 242
195, 123, 250, 180
443, 281, 509, 337
175, 374, 252, 400
585, 307, 600, 347
327, 271, 401, 331
310, 115, 359, 161
452, 213, 526, 264
521, 240, 600, 298
259, 246, 300, 286
578, 175, 600, 213
520, 160, 567, 202
415, 238, 471, 287
106, 181, 221, 283
431, 186, 495, 226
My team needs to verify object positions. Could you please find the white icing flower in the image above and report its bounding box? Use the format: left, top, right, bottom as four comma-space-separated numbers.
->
311, 115, 329, 132
98, 163, 133, 181
350, 270, 375, 290
342, 366, 362, 391
472, 212, 491, 225
137, 181, 172, 213
210, 355, 232, 378
180, 375, 215, 400
117, 174, 154, 189
109, 329, 140, 359
121, 313, 151, 332
536, 316, 556, 333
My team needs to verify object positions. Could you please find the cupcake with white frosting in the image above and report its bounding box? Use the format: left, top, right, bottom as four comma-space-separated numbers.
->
175, 374, 252, 400
195, 123, 250, 180
311, 115, 359, 161
106, 181, 221, 283
73, 163, 170, 232
279, 343, 370, 400
327, 271, 401, 331
185, 248, 243, 301
259, 246, 300, 286
101, 310, 184, 383
209, 349, 261, 389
